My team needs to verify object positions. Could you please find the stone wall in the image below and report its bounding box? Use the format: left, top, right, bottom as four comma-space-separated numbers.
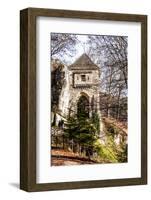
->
57, 66, 103, 134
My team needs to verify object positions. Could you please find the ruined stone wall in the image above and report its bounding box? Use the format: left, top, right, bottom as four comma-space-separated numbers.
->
58, 65, 70, 118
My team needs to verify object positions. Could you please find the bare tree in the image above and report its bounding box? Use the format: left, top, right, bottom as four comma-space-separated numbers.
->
51, 33, 78, 59
87, 35, 128, 122
51, 33, 78, 120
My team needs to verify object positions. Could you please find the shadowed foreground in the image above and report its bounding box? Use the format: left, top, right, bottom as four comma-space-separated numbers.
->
51, 149, 99, 166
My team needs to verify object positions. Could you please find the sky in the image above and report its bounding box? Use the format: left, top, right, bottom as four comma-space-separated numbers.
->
63, 34, 90, 65
51, 33, 127, 69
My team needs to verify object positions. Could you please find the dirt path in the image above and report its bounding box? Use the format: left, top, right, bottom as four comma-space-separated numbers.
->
51, 149, 97, 166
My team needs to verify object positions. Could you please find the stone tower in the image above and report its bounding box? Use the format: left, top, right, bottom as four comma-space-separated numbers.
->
67, 53, 101, 119
54, 53, 102, 132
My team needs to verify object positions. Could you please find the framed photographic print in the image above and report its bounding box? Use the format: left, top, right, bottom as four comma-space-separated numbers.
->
20, 8, 147, 192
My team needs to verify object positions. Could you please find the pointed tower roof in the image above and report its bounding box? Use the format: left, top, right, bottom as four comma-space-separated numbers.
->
68, 53, 99, 70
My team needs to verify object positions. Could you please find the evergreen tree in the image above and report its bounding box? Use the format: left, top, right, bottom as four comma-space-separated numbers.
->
64, 114, 99, 158
91, 112, 100, 133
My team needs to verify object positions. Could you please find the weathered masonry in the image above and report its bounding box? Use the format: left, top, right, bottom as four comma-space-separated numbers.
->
55, 53, 102, 129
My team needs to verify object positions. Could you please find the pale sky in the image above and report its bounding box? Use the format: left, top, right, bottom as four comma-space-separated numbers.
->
65, 34, 90, 65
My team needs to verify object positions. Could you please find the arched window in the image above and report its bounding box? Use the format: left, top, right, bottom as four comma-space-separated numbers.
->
77, 95, 89, 118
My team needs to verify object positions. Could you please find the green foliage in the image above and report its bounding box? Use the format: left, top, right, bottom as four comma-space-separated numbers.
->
64, 116, 79, 140
93, 134, 127, 163
94, 137, 118, 163
64, 115, 98, 145
77, 96, 89, 119
63, 113, 127, 163
91, 112, 100, 133
102, 121, 127, 162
